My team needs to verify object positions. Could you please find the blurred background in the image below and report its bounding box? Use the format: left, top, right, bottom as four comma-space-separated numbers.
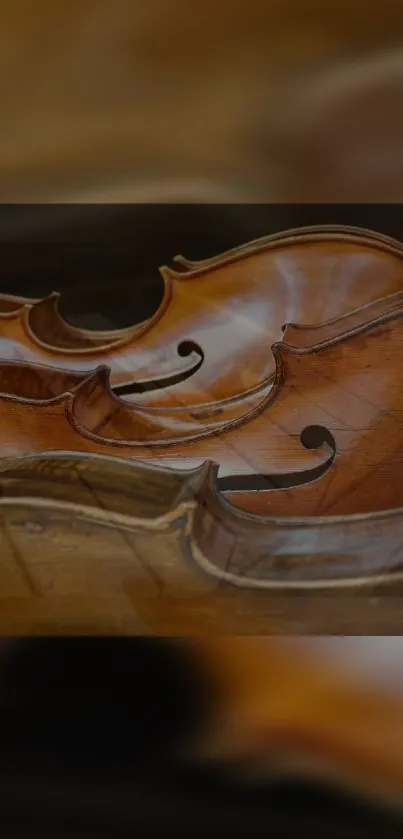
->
0, 636, 401, 838
0, 0, 403, 202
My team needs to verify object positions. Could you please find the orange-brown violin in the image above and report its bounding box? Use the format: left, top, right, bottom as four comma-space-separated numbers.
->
2, 225, 403, 407
1, 288, 403, 526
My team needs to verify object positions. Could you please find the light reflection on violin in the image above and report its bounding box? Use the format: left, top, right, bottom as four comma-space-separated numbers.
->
0, 288, 402, 519
1, 226, 403, 410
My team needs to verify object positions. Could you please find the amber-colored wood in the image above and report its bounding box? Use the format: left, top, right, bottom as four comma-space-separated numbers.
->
1, 289, 403, 521
2, 290, 403, 620
2, 226, 403, 407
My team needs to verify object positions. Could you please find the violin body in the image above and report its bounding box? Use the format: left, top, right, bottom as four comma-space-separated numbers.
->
0, 225, 403, 613
2, 287, 403, 522
2, 226, 403, 408
2, 282, 403, 606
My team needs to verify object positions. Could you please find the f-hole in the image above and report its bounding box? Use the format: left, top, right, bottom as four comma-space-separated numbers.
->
113, 340, 204, 396
217, 424, 336, 492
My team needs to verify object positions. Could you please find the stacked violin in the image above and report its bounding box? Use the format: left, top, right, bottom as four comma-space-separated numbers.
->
3, 223, 403, 813
1, 223, 403, 634
0, 227, 403, 633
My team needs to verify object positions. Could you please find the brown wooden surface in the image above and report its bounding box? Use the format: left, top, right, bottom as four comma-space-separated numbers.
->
0, 450, 402, 636
1, 288, 403, 519
0, 226, 403, 627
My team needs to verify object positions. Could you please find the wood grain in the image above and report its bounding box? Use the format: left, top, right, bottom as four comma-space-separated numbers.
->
1, 288, 403, 519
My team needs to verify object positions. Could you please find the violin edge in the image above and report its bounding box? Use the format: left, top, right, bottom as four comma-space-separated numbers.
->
2, 224, 403, 357
166, 224, 403, 277
1, 450, 403, 591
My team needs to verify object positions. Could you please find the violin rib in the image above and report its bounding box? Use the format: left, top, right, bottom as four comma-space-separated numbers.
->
0, 289, 148, 351
0, 292, 41, 313
0, 451, 402, 637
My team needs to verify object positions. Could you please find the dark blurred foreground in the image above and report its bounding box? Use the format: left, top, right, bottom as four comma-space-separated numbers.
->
0, 637, 401, 838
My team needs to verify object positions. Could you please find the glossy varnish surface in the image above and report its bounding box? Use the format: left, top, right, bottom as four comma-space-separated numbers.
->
1, 290, 403, 519
0, 225, 403, 634
2, 226, 403, 408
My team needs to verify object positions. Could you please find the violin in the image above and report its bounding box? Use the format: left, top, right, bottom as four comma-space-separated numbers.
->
1, 287, 403, 523
2, 225, 403, 408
